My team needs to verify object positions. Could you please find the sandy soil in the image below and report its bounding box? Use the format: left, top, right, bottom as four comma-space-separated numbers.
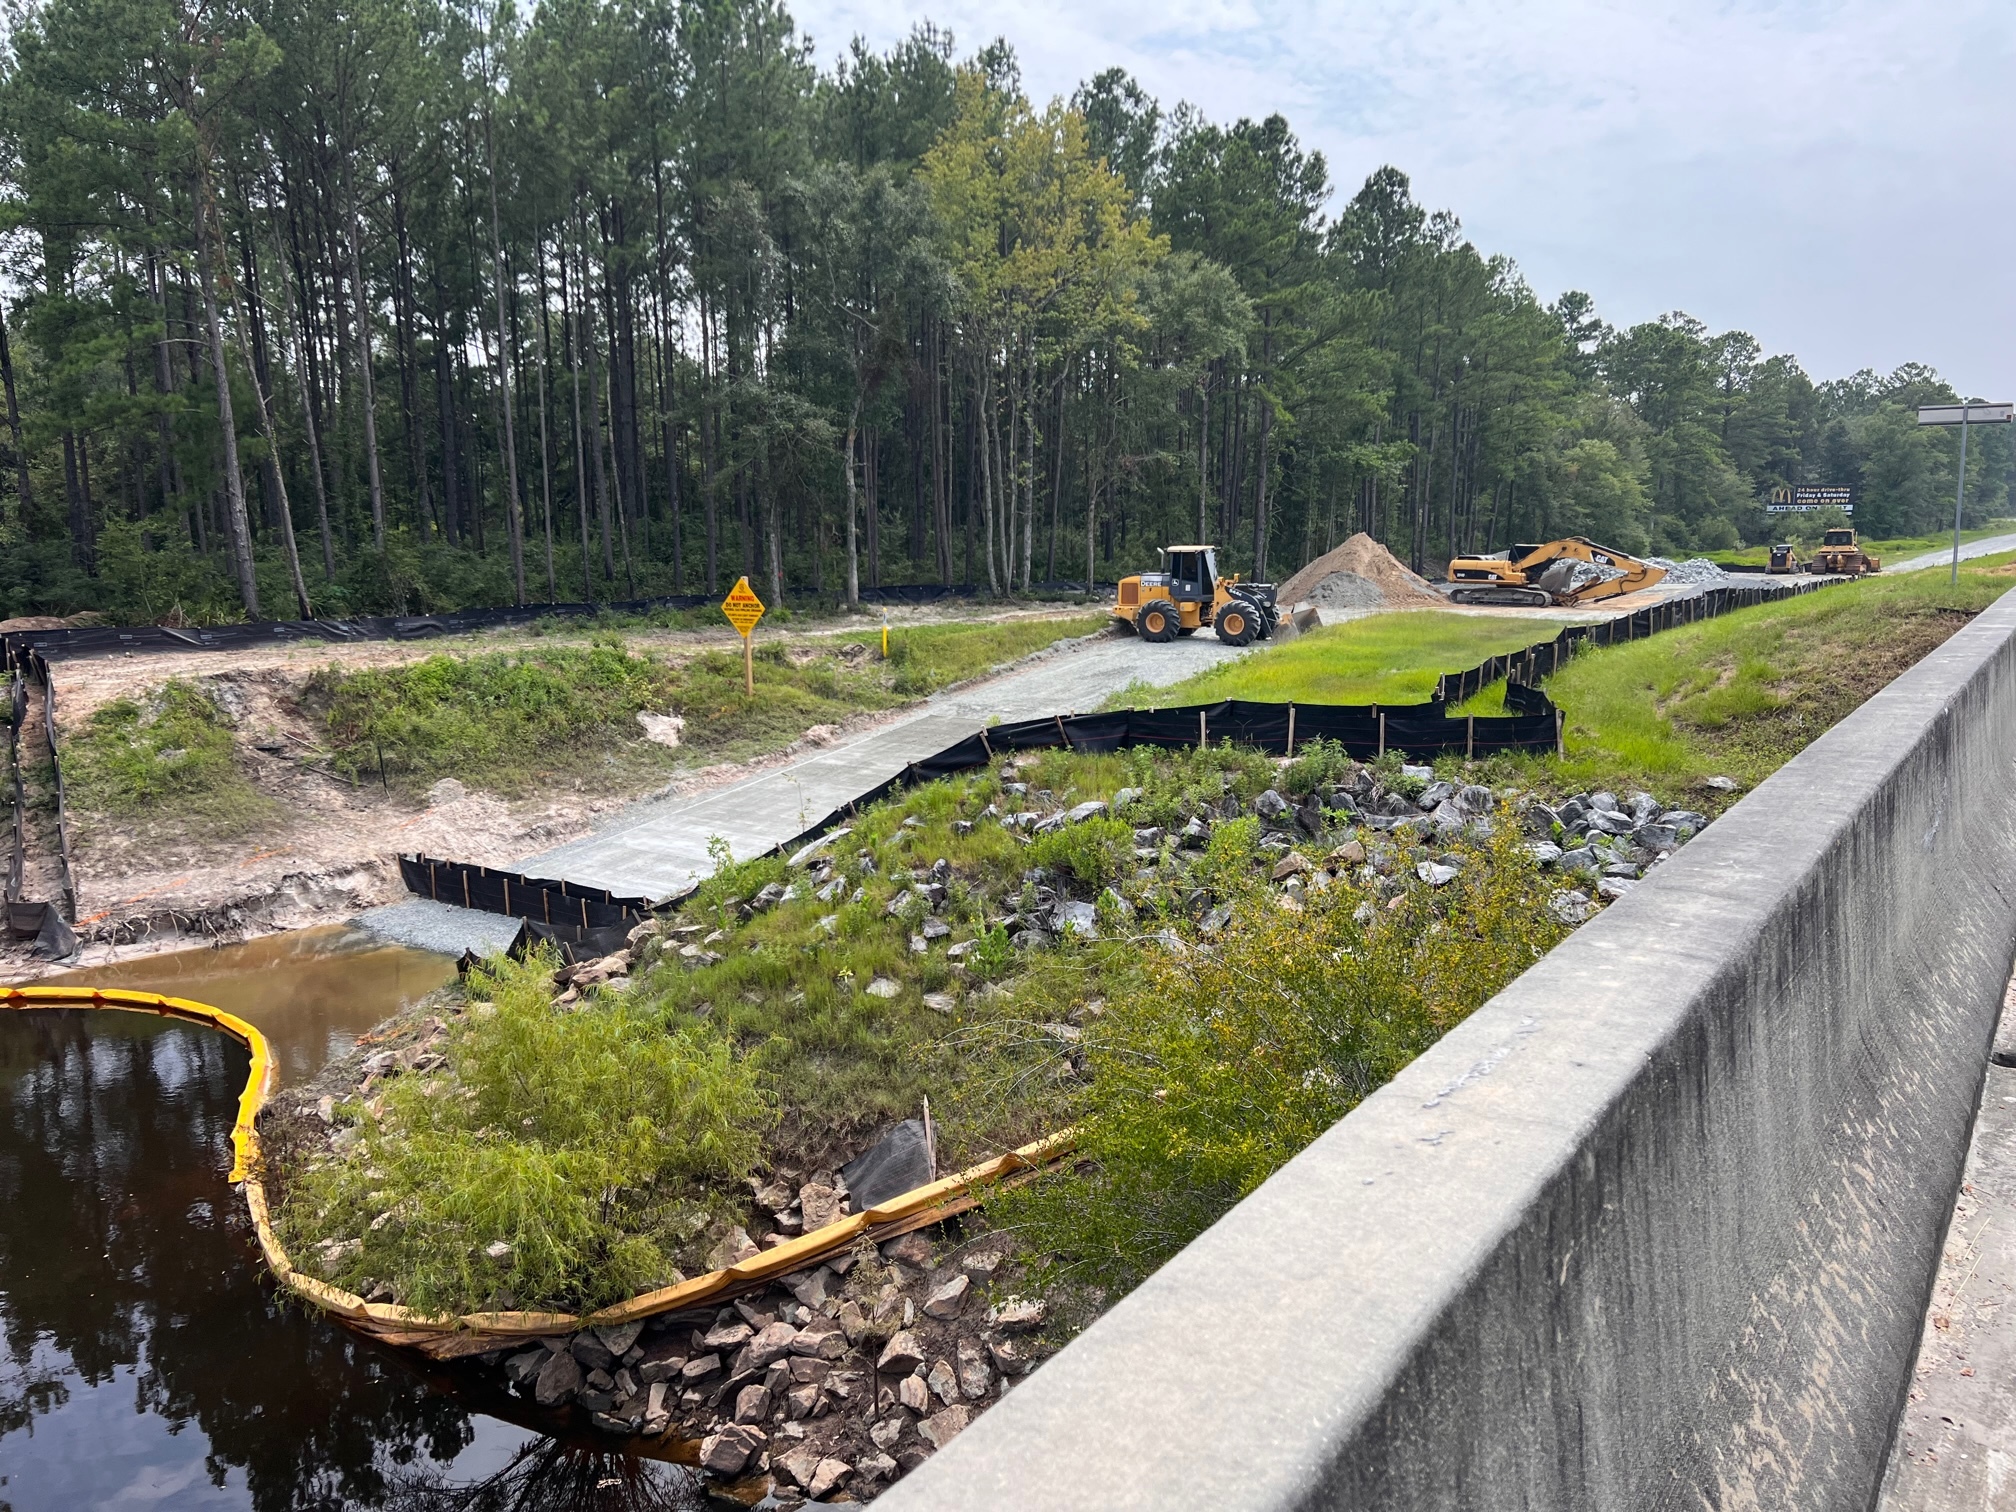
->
9, 605, 1096, 970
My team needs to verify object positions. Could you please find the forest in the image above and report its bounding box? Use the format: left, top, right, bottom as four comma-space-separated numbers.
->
0, 0, 2008, 624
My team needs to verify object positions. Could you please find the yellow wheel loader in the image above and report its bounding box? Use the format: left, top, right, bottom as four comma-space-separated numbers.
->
1113, 546, 1278, 646
1444, 537, 1668, 608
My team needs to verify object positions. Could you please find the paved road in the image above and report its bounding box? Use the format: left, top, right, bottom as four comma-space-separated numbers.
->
1889, 532, 2016, 575
359, 625, 1254, 952
1877, 969, 2016, 1510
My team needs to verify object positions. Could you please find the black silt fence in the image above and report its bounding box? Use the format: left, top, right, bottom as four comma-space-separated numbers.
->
0, 581, 1120, 670
5, 669, 24, 903
397, 855, 656, 930
1433, 578, 1833, 707
402, 690, 1565, 931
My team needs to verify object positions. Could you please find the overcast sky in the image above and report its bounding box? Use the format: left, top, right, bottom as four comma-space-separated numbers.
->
792, 0, 2015, 399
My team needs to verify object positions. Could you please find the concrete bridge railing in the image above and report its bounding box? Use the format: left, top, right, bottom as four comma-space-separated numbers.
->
885, 587, 2016, 1511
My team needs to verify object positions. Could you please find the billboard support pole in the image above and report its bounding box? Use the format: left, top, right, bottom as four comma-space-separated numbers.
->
1916, 403, 2013, 584
1952, 411, 1970, 586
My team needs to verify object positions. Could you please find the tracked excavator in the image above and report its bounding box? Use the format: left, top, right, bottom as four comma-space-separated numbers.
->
1444, 537, 1668, 609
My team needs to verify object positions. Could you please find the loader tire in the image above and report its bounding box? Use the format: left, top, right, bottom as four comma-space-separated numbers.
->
1137, 602, 1179, 643
1215, 604, 1257, 646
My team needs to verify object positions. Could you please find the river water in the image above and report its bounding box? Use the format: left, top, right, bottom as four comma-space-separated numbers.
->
1, 927, 711, 1511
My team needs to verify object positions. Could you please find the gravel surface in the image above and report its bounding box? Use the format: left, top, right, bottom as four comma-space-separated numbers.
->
357, 627, 1255, 954
354, 898, 524, 956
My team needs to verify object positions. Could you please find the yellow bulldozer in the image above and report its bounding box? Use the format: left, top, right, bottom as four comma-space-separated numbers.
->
1113, 546, 1278, 646
1444, 537, 1668, 608
1807, 527, 1880, 576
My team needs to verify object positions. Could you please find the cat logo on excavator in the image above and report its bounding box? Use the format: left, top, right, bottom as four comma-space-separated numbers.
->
1444, 537, 1668, 608
1113, 546, 1279, 646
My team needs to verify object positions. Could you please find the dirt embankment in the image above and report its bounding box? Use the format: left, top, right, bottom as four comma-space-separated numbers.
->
21, 605, 1098, 969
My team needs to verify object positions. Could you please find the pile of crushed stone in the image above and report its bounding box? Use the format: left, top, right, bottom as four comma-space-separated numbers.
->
1644, 556, 1731, 587
1277, 534, 1443, 609
1300, 571, 1390, 612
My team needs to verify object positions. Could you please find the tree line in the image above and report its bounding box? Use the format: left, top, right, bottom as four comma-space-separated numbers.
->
0, 0, 2008, 624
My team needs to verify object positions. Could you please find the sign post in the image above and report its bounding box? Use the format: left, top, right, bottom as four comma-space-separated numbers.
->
720, 576, 766, 694
1917, 403, 2015, 583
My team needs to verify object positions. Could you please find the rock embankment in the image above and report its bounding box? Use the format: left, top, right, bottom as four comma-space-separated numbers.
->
490, 1226, 1049, 1500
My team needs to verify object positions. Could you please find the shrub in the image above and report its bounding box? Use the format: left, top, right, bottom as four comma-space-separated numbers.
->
1279, 736, 1355, 797
277, 953, 774, 1315
1028, 816, 1135, 889
999, 817, 1564, 1293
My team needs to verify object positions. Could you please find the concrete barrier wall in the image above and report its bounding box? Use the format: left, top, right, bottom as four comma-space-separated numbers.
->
885, 587, 2016, 1512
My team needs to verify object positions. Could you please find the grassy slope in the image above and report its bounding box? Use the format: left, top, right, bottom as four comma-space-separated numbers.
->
1527, 554, 2016, 796
307, 615, 1106, 795
1703, 519, 2015, 567
1103, 610, 1572, 709
65, 678, 281, 837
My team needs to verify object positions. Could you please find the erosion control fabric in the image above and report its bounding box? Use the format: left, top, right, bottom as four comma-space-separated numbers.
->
0, 581, 1119, 669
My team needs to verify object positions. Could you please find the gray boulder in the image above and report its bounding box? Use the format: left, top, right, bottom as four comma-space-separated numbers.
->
1418, 779, 1456, 810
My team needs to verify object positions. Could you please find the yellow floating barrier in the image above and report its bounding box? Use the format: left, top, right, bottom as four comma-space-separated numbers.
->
4, 983, 1075, 1360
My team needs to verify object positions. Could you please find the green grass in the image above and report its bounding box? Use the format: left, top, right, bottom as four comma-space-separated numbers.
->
282, 734, 1568, 1315
65, 678, 277, 836
1510, 553, 2016, 798
1103, 611, 1573, 710
303, 616, 1104, 794
1703, 520, 2015, 567
882, 614, 1107, 694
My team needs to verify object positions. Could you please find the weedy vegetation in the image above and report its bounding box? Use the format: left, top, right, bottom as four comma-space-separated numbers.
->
64, 677, 278, 836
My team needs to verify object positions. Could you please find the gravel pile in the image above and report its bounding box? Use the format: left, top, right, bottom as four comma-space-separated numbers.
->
1278, 533, 1443, 609
1645, 556, 1732, 587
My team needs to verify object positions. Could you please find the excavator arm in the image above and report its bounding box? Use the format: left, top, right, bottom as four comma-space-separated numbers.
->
1446, 537, 1667, 608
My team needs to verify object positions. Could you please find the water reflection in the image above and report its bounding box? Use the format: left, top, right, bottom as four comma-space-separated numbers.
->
382, 1440, 709, 1511
0, 933, 696, 1512
30, 924, 458, 1086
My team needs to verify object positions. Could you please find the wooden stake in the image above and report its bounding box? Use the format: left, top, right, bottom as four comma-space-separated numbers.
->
1285, 703, 1296, 757
743, 629, 754, 696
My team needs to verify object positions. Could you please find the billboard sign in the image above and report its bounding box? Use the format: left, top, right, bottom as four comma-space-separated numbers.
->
1765, 485, 1854, 515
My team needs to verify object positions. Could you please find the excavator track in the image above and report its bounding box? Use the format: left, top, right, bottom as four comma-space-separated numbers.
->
1448, 585, 1555, 609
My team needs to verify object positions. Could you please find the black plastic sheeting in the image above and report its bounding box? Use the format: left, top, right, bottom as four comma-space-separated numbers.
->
4, 899, 77, 959
397, 854, 655, 930
2, 650, 75, 922
5, 669, 24, 903
403, 689, 1563, 928
1432, 577, 1832, 707
0, 581, 1119, 669
840, 1119, 937, 1211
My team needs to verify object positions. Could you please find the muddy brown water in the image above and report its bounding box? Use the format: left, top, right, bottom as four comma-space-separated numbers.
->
1, 927, 712, 1511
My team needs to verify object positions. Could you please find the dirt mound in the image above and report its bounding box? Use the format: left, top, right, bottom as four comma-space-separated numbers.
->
1277, 534, 1442, 610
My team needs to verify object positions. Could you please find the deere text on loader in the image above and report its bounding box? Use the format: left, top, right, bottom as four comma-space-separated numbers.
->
1114, 546, 1278, 646
1444, 537, 1668, 608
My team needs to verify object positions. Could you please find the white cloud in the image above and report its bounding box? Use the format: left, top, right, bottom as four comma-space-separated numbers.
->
794, 0, 2016, 395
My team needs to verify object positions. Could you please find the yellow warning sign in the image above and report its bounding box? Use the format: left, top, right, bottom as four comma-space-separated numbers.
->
721, 576, 765, 637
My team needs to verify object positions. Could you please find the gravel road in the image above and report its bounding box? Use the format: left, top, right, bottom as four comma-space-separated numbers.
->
359, 625, 1256, 952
